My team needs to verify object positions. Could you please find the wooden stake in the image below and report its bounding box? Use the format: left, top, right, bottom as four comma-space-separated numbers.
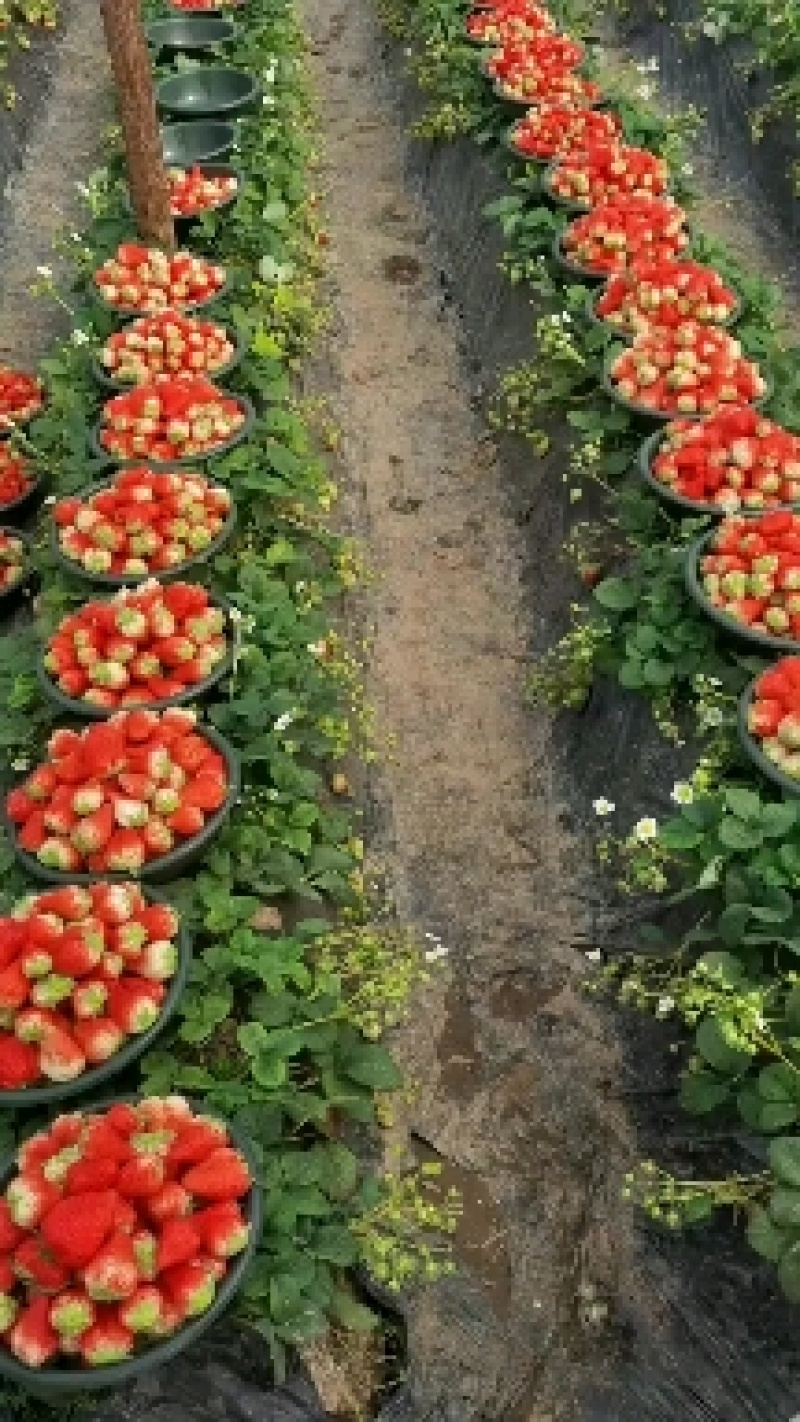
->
99, 0, 175, 249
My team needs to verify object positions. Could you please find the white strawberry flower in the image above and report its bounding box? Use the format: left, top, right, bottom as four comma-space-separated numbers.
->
670, 782, 694, 806
633, 817, 658, 843
592, 797, 615, 817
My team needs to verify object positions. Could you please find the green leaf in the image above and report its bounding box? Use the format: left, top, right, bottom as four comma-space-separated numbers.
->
593, 577, 639, 611
747, 1206, 791, 1263
658, 818, 703, 851
312, 1224, 358, 1266
694, 1018, 751, 1075
769, 1136, 800, 1188
758, 1063, 798, 1104
329, 1286, 378, 1332
342, 1041, 403, 1091
716, 903, 751, 946
759, 802, 799, 838
680, 1071, 731, 1115
724, 787, 763, 821
717, 817, 764, 852
778, 1242, 800, 1302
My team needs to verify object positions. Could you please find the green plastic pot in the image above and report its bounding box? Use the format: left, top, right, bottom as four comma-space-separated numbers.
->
0, 1098, 261, 1394
90, 392, 256, 467
37, 595, 234, 720
94, 271, 231, 323
157, 66, 261, 121
92, 319, 243, 392
161, 120, 237, 166
147, 15, 238, 55
684, 527, 800, 655
49, 475, 237, 589
0, 894, 192, 1111
125, 163, 243, 242
737, 683, 800, 798
602, 355, 773, 426
9, 724, 241, 886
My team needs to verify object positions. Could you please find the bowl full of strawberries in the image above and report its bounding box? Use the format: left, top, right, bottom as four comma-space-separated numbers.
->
604, 322, 768, 422
92, 378, 253, 465
591, 259, 739, 339
641, 408, 800, 515
93, 312, 241, 390
0, 886, 190, 1108
685, 510, 800, 653
0, 446, 43, 523
51, 467, 236, 587
507, 105, 623, 165
738, 659, 800, 795
544, 143, 670, 213
555, 196, 690, 280
0, 368, 45, 435
39, 582, 232, 719
0, 1095, 261, 1388
93, 245, 228, 318
465, 1, 556, 44
0, 528, 33, 608
6, 709, 240, 884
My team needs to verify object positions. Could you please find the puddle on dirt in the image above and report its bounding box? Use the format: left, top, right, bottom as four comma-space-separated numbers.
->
436, 983, 484, 1096
413, 1139, 513, 1319
381, 253, 422, 284
489, 971, 554, 1023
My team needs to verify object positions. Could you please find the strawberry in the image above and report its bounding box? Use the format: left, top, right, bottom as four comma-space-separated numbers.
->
49, 925, 104, 977
37, 886, 93, 920
71, 802, 114, 855
80, 1311, 135, 1365
140, 938, 178, 980
168, 804, 206, 837
155, 1217, 200, 1272
106, 1102, 139, 1137
180, 1146, 252, 1200
166, 1117, 227, 1167
146, 1181, 192, 1224
118, 1154, 166, 1199
0, 1198, 25, 1251
0, 1034, 39, 1088
191, 1201, 250, 1258
14, 1237, 70, 1292
39, 1024, 86, 1082
160, 1257, 217, 1318
49, 1290, 96, 1340
118, 1283, 165, 1333
72, 1016, 125, 1063
63, 1156, 119, 1195
107, 978, 164, 1034
8, 1294, 59, 1367
82, 1230, 140, 1301
132, 1228, 157, 1280
82, 1118, 133, 1165
7, 1173, 63, 1229
0, 961, 31, 1018
72, 979, 109, 1018
99, 830, 147, 873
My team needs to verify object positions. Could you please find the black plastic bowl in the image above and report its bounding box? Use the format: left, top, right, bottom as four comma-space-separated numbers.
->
92, 320, 243, 392
639, 428, 728, 517
0, 1098, 261, 1392
684, 527, 800, 655
161, 120, 236, 166
38, 596, 234, 720
156, 66, 261, 121
93, 272, 230, 323
147, 15, 237, 54
0, 893, 192, 1110
737, 683, 800, 797
49, 474, 237, 589
603, 356, 772, 426
9, 724, 240, 886
0, 463, 45, 525
90, 393, 255, 467
0, 527, 34, 612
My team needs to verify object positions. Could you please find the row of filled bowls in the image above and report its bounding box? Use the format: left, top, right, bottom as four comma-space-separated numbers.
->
465, 0, 800, 792
0, 0, 267, 1393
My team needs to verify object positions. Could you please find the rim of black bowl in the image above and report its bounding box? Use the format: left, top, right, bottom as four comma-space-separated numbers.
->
0, 894, 192, 1110
94, 271, 230, 322
0, 526, 34, 604
92, 319, 243, 393
9, 724, 241, 886
160, 120, 237, 167
49, 475, 236, 588
0, 1099, 261, 1390
156, 66, 262, 119
90, 393, 255, 467
737, 683, 800, 798
684, 527, 800, 655
147, 15, 238, 48
38, 594, 234, 720
602, 357, 772, 425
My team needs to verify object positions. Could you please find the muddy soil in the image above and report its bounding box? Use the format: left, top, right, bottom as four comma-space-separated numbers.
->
303, 4, 648, 1419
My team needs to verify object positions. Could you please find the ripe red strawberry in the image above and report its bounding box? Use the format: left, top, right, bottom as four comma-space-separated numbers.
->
37, 886, 93, 921
0, 1197, 26, 1251
82, 1230, 140, 1301
146, 1181, 192, 1224
180, 1147, 252, 1200
191, 1201, 250, 1258
72, 1016, 125, 1063
183, 774, 227, 812
107, 978, 164, 1034
49, 1290, 96, 1340
4, 1168, 55, 1226
155, 1217, 200, 1273
14, 1237, 70, 1293
49, 925, 105, 977
8, 1294, 59, 1367
0, 1256, 14, 1294
166, 1116, 227, 1167
0, 1034, 39, 1088
106, 1102, 139, 1137
41, 1190, 118, 1269
39, 1024, 86, 1082
79, 1310, 135, 1365
71, 802, 114, 855
168, 804, 206, 837
99, 830, 147, 873
82, 1118, 133, 1164
118, 1154, 166, 1199
63, 1156, 119, 1195
160, 1257, 217, 1318
0, 960, 31, 1017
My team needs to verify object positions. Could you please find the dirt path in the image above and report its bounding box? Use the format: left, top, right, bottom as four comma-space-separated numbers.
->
302, 4, 641, 1417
